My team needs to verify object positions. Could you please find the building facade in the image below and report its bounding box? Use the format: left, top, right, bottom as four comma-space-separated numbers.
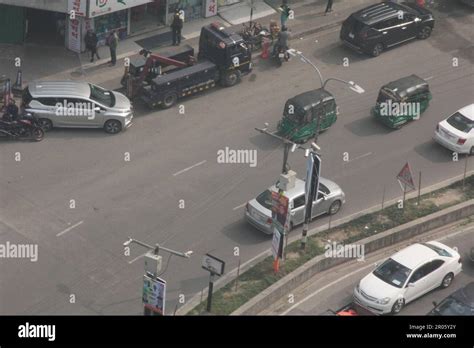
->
0, 0, 244, 51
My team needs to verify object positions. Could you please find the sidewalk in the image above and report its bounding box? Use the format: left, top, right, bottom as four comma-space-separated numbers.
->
0, 0, 378, 90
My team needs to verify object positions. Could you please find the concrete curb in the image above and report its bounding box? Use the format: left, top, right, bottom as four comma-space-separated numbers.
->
232, 199, 474, 315
176, 170, 474, 315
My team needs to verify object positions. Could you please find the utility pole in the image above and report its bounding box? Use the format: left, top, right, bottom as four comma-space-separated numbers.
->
123, 237, 193, 315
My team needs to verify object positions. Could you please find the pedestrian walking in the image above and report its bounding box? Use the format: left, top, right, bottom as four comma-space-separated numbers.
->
85, 29, 100, 63
324, 0, 333, 15
279, 1, 291, 28
107, 30, 119, 66
171, 9, 183, 46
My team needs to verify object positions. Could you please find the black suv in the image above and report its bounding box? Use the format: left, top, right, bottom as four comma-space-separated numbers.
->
340, 2, 435, 57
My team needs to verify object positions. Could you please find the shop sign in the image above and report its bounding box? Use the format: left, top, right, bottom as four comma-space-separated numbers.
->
89, 0, 153, 18
205, 0, 218, 17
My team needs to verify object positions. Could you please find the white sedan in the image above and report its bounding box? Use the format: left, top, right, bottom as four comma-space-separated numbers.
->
353, 241, 462, 314
434, 104, 474, 155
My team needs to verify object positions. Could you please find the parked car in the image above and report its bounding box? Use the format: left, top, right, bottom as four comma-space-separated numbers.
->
428, 282, 474, 316
433, 104, 474, 155
340, 2, 435, 57
353, 241, 462, 314
23, 81, 133, 134
245, 177, 345, 235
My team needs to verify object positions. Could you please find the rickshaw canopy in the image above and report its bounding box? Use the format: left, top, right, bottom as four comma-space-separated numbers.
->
381, 74, 430, 101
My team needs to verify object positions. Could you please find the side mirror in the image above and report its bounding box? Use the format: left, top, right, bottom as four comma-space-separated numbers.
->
415, 17, 422, 22
290, 211, 296, 216
432, 301, 437, 308
94, 107, 101, 112
407, 282, 415, 288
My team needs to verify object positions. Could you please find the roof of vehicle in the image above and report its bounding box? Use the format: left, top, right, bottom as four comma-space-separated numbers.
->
457, 104, 474, 121
451, 282, 474, 307
391, 242, 446, 269
201, 22, 244, 46
270, 177, 336, 199
286, 89, 335, 111
381, 74, 430, 99
27, 80, 91, 98
351, 2, 413, 26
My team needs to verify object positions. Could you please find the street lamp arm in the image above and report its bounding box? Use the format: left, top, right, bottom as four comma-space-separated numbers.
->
322, 78, 365, 94
300, 54, 324, 87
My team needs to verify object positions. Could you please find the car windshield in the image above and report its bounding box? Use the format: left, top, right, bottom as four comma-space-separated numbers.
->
89, 84, 115, 107
256, 190, 273, 210
377, 89, 400, 103
373, 258, 411, 288
446, 112, 474, 133
434, 297, 473, 316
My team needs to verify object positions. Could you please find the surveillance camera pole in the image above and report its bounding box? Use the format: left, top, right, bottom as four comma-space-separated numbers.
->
124, 237, 192, 315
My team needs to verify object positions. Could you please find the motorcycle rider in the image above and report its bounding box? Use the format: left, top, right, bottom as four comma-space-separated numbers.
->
273, 25, 290, 57
2, 99, 19, 122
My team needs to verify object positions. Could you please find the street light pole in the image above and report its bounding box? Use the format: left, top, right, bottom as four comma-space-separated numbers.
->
123, 237, 192, 315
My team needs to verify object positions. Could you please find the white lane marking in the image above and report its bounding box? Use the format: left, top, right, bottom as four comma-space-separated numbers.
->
233, 202, 247, 211
424, 76, 434, 81
281, 263, 375, 315
173, 160, 207, 177
56, 220, 84, 237
347, 152, 373, 163
128, 252, 148, 264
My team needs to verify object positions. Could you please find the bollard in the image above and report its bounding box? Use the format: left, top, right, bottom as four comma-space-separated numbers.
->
261, 37, 271, 59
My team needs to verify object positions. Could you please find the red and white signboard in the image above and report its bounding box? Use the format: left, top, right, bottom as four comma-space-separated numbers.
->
397, 162, 416, 192
89, 0, 153, 18
68, 0, 87, 17
205, 0, 218, 17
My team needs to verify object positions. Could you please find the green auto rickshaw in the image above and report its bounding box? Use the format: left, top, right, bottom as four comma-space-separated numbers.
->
277, 89, 338, 143
373, 74, 432, 129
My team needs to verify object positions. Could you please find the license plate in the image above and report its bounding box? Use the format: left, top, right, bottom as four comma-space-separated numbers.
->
278, 53, 284, 58
349, 33, 355, 39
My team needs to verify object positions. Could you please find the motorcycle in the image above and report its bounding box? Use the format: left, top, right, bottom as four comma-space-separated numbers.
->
0, 113, 44, 141
272, 44, 290, 67
240, 21, 271, 51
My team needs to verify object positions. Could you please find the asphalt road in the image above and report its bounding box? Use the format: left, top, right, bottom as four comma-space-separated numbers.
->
0, 4, 473, 314
265, 220, 474, 316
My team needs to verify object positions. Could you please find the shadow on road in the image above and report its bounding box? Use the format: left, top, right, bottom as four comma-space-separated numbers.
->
220, 219, 272, 246
344, 114, 393, 137
248, 133, 282, 151
413, 140, 455, 163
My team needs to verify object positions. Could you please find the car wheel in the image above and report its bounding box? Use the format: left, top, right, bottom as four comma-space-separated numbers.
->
391, 298, 404, 314
162, 92, 178, 109
371, 43, 384, 57
104, 120, 122, 134
417, 26, 432, 40
38, 118, 53, 132
328, 200, 342, 215
440, 273, 454, 289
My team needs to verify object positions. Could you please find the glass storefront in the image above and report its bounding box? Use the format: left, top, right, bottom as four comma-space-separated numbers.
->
168, 0, 204, 22
130, 1, 167, 34
94, 10, 128, 46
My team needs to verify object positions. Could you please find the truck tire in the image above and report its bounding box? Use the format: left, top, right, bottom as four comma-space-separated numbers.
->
162, 92, 178, 109
221, 70, 241, 87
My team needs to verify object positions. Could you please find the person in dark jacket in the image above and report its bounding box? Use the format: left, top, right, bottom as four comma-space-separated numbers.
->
85, 29, 100, 62
324, 0, 333, 15
171, 10, 183, 46
107, 30, 119, 66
